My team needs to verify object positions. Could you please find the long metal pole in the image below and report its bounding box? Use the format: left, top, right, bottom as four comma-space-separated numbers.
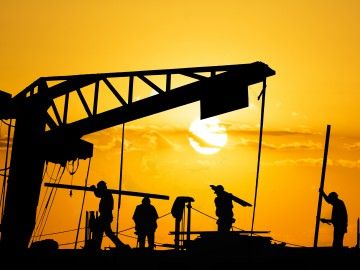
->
116, 123, 125, 234
186, 202, 192, 244
313, 124, 331, 248
357, 218, 359, 249
251, 80, 266, 235
44, 182, 170, 200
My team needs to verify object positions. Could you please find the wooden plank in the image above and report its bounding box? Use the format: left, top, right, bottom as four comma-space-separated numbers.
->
44, 182, 169, 200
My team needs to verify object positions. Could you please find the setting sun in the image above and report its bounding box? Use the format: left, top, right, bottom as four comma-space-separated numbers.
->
188, 117, 228, 155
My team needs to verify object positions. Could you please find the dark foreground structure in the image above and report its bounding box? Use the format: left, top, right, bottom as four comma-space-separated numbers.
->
1, 233, 359, 269
1, 245, 359, 270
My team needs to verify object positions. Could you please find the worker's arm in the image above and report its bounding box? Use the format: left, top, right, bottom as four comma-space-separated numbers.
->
90, 185, 101, 198
320, 218, 332, 225
319, 189, 330, 204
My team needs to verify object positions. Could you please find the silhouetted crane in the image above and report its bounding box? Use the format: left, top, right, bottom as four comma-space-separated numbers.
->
0, 62, 275, 249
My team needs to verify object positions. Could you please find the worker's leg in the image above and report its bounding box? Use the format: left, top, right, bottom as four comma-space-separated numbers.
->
333, 228, 344, 248
137, 232, 146, 249
217, 219, 231, 232
147, 231, 155, 250
103, 223, 127, 248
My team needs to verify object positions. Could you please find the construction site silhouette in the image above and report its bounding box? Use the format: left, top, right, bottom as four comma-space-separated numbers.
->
0, 62, 359, 269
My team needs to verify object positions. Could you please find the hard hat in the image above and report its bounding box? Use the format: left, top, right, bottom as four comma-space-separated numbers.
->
210, 185, 224, 192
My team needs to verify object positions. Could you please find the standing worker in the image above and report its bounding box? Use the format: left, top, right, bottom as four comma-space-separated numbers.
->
133, 196, 159, 250
320, 189, 348, 248
210, 185, 235, 232
91, 180, 129, 250
210, 184, 251, 232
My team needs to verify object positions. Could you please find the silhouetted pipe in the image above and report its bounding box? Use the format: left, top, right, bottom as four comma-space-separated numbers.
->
186, 201, 192, 245
357, 218, 359, 249
44, 183, 169, 200
313, 124, 331, 248
251, 79, 266, 235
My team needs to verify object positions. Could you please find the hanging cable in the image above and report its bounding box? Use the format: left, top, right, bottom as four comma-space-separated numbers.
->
0, 118, 13, 222
66, 159, 79, 175
37, 164, 59, 223
35, 212, 171, 238
0, 119, 15, 128
191, 207, 244, 231
32, 166, 65, 242
116, 123, 126, 234
32, 163, 60, 242
36, 167, 65, 241
33, 227, 84, 238
74, 157, 92, 249
66, 159, 79, 197
192, 207, 217, 221
251, 79, 267, 235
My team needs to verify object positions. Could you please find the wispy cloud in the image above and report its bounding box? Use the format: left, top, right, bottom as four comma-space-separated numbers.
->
85, 125, 182, 152
335, 159, 360, 168
343, 142, 360, 151
225, 124, 320, 137
0, 138, 12, 150
264, 158, 360, 169
235, 138, 321, 150
264, 158, 325, 167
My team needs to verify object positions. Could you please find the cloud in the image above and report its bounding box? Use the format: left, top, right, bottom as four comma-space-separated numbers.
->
235, 138, 321, 150
0, 138, 12, 150
84, 125, 182, 152
264, 158, 360, 169
141, 130, 182, 151
335, 159, 360, 168
225, 124, 320, 137
264, 158, 326, 167
263, 141, 322, 150
343, 142, 360, 151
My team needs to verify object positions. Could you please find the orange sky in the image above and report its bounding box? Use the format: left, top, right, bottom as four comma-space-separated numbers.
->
1, 1, 360, 249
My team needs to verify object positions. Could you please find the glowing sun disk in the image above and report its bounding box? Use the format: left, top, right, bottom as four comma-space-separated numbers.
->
188, 117, 228, 155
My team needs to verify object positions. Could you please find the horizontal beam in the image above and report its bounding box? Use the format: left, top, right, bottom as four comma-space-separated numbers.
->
44, 182, 169, 200
36, 62, 274, 81
44, 63, 275, 140
169, 230, 270, 235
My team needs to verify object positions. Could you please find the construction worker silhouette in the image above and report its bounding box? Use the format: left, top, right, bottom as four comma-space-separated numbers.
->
211, 185, 235, 232
91, 180, 129, 250
133, 196, 159, 249
320, 189, 348, 248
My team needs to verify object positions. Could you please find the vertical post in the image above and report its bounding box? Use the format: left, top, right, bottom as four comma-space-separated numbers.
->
174, 218, 180, 250
116, 123, 125, 234
85, 211, 89, 247
357, 218, 359, 249
1, 95, 48, 249
251, 80, 266, 234
313, 124, 331, 248
186, 201, 192, 245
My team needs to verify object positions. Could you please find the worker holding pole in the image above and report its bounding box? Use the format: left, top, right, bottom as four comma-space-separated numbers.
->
319, 189, 348, 249
91, 180, 130, 250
